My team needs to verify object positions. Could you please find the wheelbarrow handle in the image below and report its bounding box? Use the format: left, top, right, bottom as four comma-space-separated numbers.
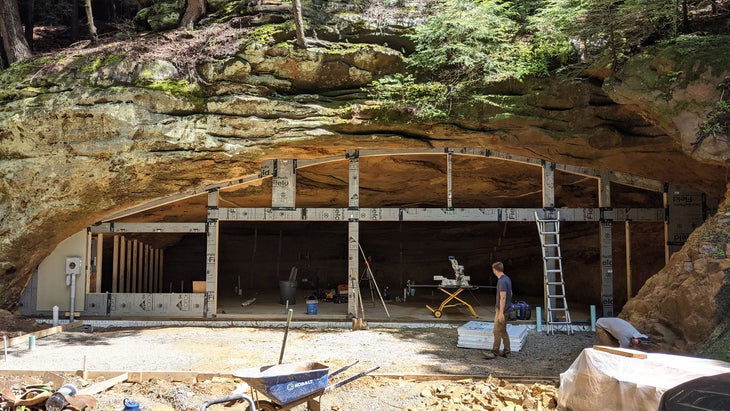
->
199, 393, 256, 411
323, 366, 380, 394
328, 360, 359, 378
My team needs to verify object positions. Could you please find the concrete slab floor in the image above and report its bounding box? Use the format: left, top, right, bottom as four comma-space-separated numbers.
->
214, 287, 594, 325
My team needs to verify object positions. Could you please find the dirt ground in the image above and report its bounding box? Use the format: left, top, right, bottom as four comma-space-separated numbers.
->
1, 311, 597, 410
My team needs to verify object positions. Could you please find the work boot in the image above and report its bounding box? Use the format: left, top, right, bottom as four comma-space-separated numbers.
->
483, 350, 498, 360
500, 350, 511, 358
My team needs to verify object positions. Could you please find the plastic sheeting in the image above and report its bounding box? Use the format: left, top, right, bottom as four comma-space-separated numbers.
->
558, 347, 730, 411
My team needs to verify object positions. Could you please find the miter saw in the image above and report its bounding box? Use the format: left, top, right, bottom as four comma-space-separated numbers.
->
433, 256, 471, 288
425, 256, 479, 318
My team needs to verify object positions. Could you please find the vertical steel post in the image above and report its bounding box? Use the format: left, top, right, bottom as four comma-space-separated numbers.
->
599, 171, 614, 317
205, 189, 219, 318
347, 151, 360, 318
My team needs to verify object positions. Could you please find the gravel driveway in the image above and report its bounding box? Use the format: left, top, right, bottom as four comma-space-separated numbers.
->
1, 324, 598, 410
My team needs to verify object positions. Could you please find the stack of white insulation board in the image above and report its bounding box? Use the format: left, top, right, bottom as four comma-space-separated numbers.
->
457, 321, 529, 351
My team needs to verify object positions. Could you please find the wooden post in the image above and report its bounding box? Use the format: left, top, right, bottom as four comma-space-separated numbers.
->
158, 250, 164, 292
125, 239, 132, 292
447, 150, 453, 209
112, 235, 119, 293
131, 240, 138, 293
95, 233, 104, 293
85, 230, 93, 293
119, 236, 126, 293
144, 244, 152, 293
625, 221, 632, 300
138, 241, 144, 292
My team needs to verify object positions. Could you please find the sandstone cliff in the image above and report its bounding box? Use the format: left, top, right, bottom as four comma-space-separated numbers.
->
0, 2, 727, 356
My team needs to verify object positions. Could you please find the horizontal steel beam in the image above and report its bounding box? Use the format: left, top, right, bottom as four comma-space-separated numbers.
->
90, 222, 206, 233
211, 207, 665, 222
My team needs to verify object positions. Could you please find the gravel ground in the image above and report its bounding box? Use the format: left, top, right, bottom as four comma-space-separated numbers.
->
1, 323, 598, 410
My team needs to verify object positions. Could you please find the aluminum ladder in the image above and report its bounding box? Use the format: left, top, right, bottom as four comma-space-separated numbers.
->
534, 211, 573, 334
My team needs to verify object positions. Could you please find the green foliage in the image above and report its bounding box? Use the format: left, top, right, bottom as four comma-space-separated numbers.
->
531, 0, 678, 67
366, 74, 449, 120
72, 53, 126, 73
0, 56, 56, 88
701, 99, 730, 137
144, 79, 194, 95
369, 0, 576, 117
406, 0, 548, 85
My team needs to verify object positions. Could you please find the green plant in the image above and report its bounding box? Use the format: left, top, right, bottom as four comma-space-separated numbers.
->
695, 87, 730, 145
366, 74, 449, 120
145, 79, 194, 95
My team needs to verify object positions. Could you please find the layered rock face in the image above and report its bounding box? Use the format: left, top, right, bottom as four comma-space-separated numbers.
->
0, 2, 728, 356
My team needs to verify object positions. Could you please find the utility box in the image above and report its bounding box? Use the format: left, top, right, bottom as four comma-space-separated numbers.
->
65, 257, 82, 275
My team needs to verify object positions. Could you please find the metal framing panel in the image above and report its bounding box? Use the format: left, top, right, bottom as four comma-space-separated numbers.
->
598, 172, 614, 317
100, 147, 664, 224
214, 207, 664, 222
542, 161, 555, 208
205, 190, 219, 318
348, 152, 360, 317
85, 148, 680, 320
90, 222, 206, 233
271, 159, 296, 208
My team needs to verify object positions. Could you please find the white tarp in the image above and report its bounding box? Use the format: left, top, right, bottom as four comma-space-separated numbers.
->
558, 347, 730, 411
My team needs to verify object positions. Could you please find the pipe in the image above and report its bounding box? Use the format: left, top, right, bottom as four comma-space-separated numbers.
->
590, 305, 597, 332
3, 335, 7, 362
70, 273, 77, 322
53, 305, 59, 327
536, 306, 542, 332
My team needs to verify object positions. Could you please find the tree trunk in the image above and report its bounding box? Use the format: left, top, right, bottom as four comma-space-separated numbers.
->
682, 0, 689, 32
71, 0, 79, 42
579, 38, 588, 63
293, 0, 306, 48
84, 0, 98, 44
180, 0, 206, 29
0, 0, 32, 64
23, 0, 34, 49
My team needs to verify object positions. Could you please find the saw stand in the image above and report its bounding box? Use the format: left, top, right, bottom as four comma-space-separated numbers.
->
425, 256, 480, 319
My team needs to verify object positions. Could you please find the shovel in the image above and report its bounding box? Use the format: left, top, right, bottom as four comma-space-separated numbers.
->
278, 308, 294, 364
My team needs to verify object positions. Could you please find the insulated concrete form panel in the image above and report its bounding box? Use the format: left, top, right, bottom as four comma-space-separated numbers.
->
84, 293, 204, 316
214, 207, 664, 222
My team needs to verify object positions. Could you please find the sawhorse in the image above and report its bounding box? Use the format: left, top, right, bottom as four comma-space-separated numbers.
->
426, 287, 479, 318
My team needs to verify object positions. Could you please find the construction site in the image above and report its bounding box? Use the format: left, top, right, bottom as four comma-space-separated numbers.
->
2, 149, 729, 410
1, 0, 729, 408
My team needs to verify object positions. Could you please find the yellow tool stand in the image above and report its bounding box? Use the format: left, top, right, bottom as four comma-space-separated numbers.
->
426, 286, 479, 318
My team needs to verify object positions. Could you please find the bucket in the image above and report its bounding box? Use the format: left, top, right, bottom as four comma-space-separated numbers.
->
306, 298, 318, 315
123, 398, 140, 411
279, 281, 297, 305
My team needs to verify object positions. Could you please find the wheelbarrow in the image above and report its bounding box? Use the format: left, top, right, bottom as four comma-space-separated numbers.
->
199, 360, 378, 411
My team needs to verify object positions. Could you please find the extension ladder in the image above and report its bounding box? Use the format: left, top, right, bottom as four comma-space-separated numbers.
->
534, 211, 573, 334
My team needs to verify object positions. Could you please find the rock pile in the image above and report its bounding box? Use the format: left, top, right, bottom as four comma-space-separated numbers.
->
411, 376, 558, 411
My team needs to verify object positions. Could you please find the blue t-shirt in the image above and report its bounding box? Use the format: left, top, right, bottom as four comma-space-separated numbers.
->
496, 274, 513, 310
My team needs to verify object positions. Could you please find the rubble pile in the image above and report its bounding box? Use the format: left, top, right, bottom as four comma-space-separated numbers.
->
412, 376, 558, 411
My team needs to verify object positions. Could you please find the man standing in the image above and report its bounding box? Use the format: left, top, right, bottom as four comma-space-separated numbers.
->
485, 261, 512, 359
595, 317, 650, 349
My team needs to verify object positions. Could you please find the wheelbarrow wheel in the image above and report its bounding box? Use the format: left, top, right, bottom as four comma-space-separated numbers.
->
244, 400, 280, 411
433, 310, 442, 318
